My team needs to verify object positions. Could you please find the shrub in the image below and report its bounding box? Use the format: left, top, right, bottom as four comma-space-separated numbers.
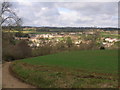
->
3, 40, 32, 61
66, 37, 73, 48
100, 46, 105, 50
2, 45, 15, 61
14, 40, 32, 59
32, 43, 53, 57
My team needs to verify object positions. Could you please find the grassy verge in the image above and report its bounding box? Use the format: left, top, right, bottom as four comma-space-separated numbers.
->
11, 61, 118, 88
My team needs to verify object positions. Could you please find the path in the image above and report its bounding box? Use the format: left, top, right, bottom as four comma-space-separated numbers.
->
2, 62, 36, 88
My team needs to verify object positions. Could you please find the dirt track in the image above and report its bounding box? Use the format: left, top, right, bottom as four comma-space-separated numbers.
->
2, 62, 36, 88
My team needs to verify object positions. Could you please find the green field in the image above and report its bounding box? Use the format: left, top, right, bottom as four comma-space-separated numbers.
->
18, 50, 118, 73
11, 50, 118, 88
101, 34, 120, 39
29, 32, 52, 34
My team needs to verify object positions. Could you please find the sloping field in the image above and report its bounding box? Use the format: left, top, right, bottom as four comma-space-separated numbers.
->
11, 50, 118, 88
19, 50, 118, 73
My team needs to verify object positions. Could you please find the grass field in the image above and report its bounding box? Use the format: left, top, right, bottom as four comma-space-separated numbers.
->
101, 34, 120, 39
11, 50, 118, 88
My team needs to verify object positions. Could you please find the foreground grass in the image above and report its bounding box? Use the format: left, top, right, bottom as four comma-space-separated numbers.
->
11, 50, 118, 88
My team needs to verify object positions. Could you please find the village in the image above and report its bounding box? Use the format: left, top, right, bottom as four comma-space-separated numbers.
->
14, 29, 120, 49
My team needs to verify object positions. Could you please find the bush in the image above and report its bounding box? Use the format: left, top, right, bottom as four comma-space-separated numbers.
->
14, 40, 32, 59
100, 46, 105, 50
2, 45, 15, 61
3, 40, 32, 61
32, 43, 53, 57
66, 37, 73, 48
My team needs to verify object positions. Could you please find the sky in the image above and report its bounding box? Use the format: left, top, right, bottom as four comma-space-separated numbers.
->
10, 1, 119, 27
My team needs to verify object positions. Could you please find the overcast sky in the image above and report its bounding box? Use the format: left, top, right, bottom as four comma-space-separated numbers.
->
12, 1, 118, 27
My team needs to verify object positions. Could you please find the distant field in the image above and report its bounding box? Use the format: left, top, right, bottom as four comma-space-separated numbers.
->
29, 32, 52, 34
101, 34, 120, 39
3, 30, 119, 39
11, 50, 118, 88
3, 30, 52, 34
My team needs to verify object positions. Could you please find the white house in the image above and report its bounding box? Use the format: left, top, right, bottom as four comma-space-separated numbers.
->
105, 38, 119, 43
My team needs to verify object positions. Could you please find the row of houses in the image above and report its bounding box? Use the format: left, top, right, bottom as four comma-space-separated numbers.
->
104, 38, 120, 43
14, 32, 120, 48
102, 38, 120, 47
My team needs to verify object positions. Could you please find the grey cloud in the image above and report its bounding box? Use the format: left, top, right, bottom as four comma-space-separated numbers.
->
12, 2, 118, 27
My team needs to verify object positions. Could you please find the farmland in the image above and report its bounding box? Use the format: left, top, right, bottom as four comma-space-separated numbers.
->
11, 50, 118, 88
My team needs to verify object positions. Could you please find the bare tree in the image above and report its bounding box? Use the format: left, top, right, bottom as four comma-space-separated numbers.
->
1, 2, 23, 62
0, 2, 22, 28
1, 1, 22, 44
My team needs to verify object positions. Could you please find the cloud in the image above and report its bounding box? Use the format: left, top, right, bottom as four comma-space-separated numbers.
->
11, 2, 118, 27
